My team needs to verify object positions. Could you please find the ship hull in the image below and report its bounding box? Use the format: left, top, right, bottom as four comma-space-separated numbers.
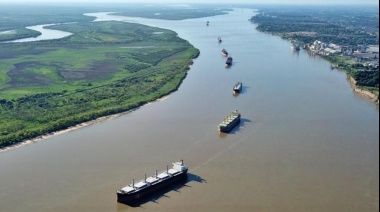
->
233, 83, 242, 93
221, 49, 228, 57
218, 117, 240, 133
225, 57, 233, 67
117, 171, 187, 204
291, 44, 300, 50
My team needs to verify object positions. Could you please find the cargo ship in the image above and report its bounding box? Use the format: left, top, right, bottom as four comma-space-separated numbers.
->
221, 48, 228, 56
225, 56, 233, 67
117, 160, 188, 204
291, 41, 300, 50
218, 110, 241, 133
233, 82, 242, 93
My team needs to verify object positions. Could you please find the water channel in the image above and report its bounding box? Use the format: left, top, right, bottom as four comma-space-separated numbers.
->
3, 24, 72, 43
0, 8, 378, 212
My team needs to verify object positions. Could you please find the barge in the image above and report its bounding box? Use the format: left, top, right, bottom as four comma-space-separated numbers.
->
233, 82, 243, 93
221, 48, 228, 56
225, 56, 233, 67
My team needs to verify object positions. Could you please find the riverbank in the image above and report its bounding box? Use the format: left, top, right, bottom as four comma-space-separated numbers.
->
0, 53, 196, 152
250, 6, 379, 104
0, 92, 173, 153
349, 77, 379, 103
271, 34, 378, 104
319, 53, 379, 103
257, 32, 379, 103
0, 20, 200, 149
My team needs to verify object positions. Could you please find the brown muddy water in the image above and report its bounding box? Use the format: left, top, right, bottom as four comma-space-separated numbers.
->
0, 8, 378, 212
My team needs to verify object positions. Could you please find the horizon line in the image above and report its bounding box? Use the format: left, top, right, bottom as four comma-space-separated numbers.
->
0, 2, 378, 5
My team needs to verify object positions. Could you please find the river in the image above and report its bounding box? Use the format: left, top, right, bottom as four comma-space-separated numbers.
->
3, 24, 72, 43
0, 8, 378, 212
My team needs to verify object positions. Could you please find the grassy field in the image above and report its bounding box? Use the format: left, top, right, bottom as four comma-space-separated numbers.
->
0, 21, 199, 148
0, 3, 230, 42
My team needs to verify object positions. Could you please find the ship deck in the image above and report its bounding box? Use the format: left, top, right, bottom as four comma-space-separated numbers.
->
219, 115, 240, 126
119, 168, 181, 194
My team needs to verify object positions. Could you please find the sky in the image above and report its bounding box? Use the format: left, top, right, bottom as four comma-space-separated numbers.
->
0, 0, 378, 5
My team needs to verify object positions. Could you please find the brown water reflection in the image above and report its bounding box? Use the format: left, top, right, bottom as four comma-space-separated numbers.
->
0, 8, 378, 212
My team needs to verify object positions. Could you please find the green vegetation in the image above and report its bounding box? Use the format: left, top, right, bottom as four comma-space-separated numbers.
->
0, 21, 199, 148
324, 54, 379, 97
0, 4, 94, 41
250, 5, 379, 45
0, 28, 41, 42
0, 3, 230, 42
250, 5, 379, 99
0, 3, 230, 148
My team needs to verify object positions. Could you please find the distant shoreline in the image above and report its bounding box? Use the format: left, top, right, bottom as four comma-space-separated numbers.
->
250, 7, 379, 104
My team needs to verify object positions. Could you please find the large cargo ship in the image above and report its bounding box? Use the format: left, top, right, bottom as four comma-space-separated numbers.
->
221, 48, 228, 56
225, 56, 233, 67
233, 82, 243, 93
218, 110, 241, 133
117, 160, 188, 204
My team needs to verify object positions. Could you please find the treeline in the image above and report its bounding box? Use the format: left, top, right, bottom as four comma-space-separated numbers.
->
0, 3, 230, 43
0, 102, 146, 147
250, 5, 379, 46
353, 71, 379, 88
0, 5, 95, 43
0, 5, 95, 32
0, 28, 41, 42
324, 55, 379, 89
250, 5, 379, 98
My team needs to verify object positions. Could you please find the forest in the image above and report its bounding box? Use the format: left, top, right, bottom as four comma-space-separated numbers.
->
250, 5, 379, 45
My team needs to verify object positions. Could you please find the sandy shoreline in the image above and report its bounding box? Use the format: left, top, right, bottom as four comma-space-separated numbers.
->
0, 94, 171, 153
349, 77, 379, 103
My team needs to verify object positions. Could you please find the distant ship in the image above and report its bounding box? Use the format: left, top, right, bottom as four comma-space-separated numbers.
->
221, 48, 228, 56
233, 82, 243, 93
116, 160, 188, 204
291, 41, 300, 50
218, 37, 222, 43
218, 110, 241, 133
206, 21, 209, 26
225, 56, 233, 67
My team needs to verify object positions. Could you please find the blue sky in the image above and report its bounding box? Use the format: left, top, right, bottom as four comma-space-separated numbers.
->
0, 0, 378, 5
